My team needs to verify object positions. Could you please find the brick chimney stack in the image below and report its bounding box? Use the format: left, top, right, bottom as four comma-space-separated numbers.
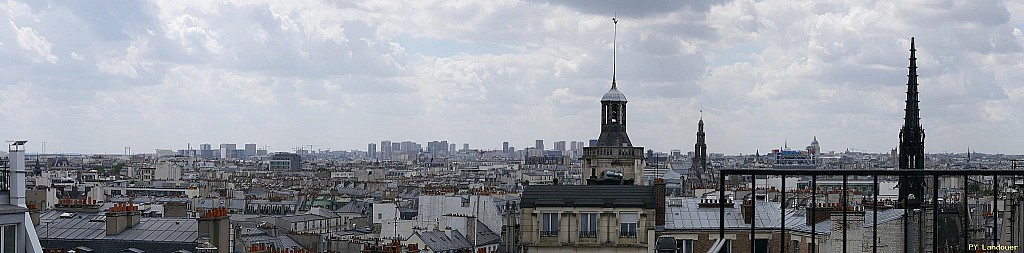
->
741, 199, 754, 224
199, 208, 230, 253
106, 202, 139, 235
653, 178, 666, 226
805, 203, 833, 226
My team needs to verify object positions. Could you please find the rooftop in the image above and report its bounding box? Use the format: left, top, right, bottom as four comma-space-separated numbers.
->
520, 185, 655, 209
601, 83, 627, 102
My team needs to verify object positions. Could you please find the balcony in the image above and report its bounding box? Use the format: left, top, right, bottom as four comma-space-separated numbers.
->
581, 147, 644, 158
579, 231, 597, 238
619, 231, 637, 238
715, 168, 1024, 253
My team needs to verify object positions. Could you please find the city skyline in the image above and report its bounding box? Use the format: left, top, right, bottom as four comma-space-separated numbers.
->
3, 1, 1024, 154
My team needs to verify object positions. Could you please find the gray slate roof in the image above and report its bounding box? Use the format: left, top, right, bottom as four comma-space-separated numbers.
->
37, 215, 198, 242
417, 230, 464, 252
862, 209, 905, 228
520, 185, 655, 209
601, 84, 627, 101
664, 198, 831, 235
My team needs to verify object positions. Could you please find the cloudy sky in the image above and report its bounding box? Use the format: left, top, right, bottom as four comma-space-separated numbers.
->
2, 0, 1023, 155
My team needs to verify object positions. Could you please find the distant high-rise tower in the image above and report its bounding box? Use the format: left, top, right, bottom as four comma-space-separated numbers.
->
381, 140, 392, 159
502, 141, 509, 153
898, 38, 926, 207
535, 140, 544, 150
219, 144, 236, 159
368, 143, 377, 159
554, 141, 566, 152
244, 143, 257, 158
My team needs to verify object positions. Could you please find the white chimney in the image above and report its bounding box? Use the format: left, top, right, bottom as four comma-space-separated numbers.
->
8, 141, 27, 207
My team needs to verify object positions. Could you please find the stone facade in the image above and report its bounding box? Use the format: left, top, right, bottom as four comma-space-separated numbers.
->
520, 206, 655, 253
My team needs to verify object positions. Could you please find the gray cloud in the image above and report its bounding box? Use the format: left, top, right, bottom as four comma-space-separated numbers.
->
1, 0, 1022, 154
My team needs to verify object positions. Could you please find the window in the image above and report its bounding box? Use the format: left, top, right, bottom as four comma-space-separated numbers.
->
719, 239, 732, 253
619, 212, 638, 238
676, 239, 694, 253
808, 242, 815, 253
579, 213, 597, 238
541, 213, 559, 237
0, 159, 9, 192
755, 239, 769, 253
791, 240, 800, 253
2, 224, 15, 253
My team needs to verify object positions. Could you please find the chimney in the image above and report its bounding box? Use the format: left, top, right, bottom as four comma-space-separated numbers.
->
653, 178, 666, 226
28, 203, 40, 225
741, 199, 754, 224
6, 141, 28, 207
466, 216, 477, 247
805, 203, 833, 226
126, 201, 141, 228
199, 207, 230, 253
107, 202, 129, 235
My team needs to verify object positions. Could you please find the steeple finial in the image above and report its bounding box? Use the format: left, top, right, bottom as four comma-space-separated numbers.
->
611, 14, 618, 89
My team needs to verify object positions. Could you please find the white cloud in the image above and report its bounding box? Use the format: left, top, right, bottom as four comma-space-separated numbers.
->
96, 38, 151, 78
10, 21, 57, 64
1, 0, 1022, 154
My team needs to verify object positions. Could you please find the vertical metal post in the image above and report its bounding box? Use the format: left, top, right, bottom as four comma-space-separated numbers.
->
873, 174, 878, 253
904, 182, 909, 253
750, 174, 756, 253
720, 171, 726, 244
993, 175, 998, 246
811, 175, 817, 253
933, 175, 939, 253
781, 174, 787, 253
843, 174, 848, 253
963, 174, 969, 252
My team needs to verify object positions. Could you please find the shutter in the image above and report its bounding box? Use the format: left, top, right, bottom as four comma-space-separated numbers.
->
620, 212, 638, 223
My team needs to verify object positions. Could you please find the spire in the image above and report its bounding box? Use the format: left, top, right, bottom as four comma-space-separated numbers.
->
611, 15, 618, 89
698, 109, 704, 126
898, 37, 926, 207
904, 37, 920, 128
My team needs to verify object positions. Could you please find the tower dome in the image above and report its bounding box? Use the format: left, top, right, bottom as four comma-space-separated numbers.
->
601, 82, 627, 102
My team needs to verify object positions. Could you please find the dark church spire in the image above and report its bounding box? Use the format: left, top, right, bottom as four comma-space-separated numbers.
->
898, 37, 926, 207
694, 110, 707, 173
686, 110, 709, 196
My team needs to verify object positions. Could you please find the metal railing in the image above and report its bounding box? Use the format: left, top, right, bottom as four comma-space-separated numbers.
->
579, 231, 597, 238
717, 168, 1022, 253
620, 230, 637, 238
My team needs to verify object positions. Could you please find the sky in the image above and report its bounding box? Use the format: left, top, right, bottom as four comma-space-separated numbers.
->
1, 0, 1023, 155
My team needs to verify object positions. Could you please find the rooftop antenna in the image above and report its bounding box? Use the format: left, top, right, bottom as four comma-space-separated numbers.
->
612, 14, 618, 87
